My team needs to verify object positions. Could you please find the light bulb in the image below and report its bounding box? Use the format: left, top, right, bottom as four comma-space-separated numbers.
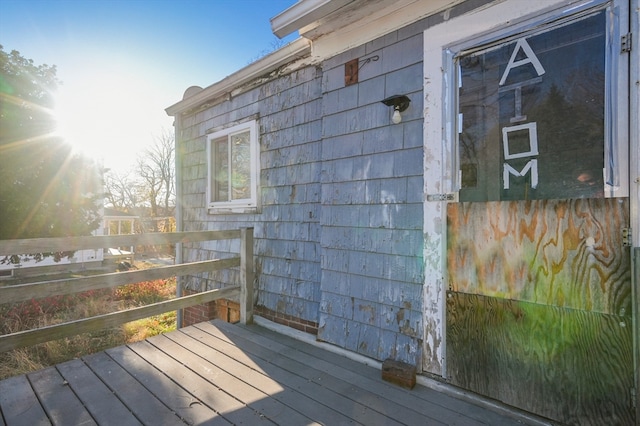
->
391, 108, 402, 124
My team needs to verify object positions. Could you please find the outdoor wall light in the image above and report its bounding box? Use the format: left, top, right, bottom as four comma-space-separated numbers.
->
381, 94, 411, 124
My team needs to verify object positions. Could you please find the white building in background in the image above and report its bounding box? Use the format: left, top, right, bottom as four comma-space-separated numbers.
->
103, 207, 138, 258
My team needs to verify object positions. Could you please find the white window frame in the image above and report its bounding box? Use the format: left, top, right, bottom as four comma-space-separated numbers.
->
206, 120, 259, 213
445, 0, 629, 199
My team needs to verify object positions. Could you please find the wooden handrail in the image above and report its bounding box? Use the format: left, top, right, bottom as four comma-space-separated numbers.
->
0, 228, 254, 353
0, 230, 240, 255
0, 286, 241, 353
0, 258, 240, 304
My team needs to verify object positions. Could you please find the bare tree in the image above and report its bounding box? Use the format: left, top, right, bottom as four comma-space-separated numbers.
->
104, 169, 144, 211
247, 38, 288, 64
103, 129, 175, 236
136, 129, 175, 218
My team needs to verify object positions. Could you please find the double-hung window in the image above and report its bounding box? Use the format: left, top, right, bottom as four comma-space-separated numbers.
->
207, 120, 259, 212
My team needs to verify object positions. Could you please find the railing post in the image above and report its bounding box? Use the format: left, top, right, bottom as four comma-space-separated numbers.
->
240, 227, 254, 324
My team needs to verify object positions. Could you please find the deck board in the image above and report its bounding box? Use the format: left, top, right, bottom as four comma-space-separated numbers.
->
202, 322, 450, 424
0, 319, 542, 425
104, 344, 228, 426
56, 359, 142, 426
83, 351, 187, 425
150, 333, 316, 426
192, 322, 426, 426
179, 324, 357, 425
243, 323, 517, 425
0, 375, 50, 426
28, 367, 96, 426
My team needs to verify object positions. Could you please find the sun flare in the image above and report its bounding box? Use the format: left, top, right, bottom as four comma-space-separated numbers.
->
53, 71, 167, 170
54, 85, 112, 160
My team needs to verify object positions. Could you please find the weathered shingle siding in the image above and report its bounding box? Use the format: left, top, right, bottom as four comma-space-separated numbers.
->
179, 65, 324, 323
316, 30, 425, 365
256, 66, 323, 323
310, 0, 496, 366
176, 0, 498, 365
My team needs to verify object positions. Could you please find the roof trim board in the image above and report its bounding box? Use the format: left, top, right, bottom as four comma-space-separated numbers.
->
165, 37, 311, 116
271, 0, 355, 38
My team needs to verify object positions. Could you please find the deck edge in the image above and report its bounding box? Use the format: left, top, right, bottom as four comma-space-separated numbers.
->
252, 315, 554, 426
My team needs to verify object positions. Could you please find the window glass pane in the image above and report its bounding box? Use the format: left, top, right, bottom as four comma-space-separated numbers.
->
213, 138, 228, 201
230, 131, 251, 200
457, 11, 605, 201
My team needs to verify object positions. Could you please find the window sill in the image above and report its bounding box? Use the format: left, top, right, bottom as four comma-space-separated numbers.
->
207, 206, 260, 215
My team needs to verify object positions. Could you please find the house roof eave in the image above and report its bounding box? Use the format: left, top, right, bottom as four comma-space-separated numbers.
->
165, 37, 312, 117
270, 0, 355, 39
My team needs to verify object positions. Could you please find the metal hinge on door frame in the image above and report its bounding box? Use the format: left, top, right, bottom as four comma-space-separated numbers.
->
621, 32, 632, 53
622, 228, 632, 247
426, 193, 459, 202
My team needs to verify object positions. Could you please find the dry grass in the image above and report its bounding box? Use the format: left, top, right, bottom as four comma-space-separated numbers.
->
0, 268, 176, 380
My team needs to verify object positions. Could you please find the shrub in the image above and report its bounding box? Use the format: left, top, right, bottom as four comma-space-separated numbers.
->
0, 275, 176, 380
115, 278, 176, 305
0, 289, 113, 335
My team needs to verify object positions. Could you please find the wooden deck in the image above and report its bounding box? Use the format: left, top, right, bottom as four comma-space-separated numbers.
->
0, 320, 541, 426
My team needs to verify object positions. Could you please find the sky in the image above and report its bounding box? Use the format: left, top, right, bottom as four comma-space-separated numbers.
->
0, 0, 298, 171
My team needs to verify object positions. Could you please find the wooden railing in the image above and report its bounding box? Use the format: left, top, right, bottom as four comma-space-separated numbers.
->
0, 228, 254, 353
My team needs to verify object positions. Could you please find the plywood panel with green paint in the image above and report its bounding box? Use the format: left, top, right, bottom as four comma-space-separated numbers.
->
446, 292, 634, 425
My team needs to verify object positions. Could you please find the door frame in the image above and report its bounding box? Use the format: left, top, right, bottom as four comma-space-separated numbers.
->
422, 0, 637, 392
630, 0, 639, 418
